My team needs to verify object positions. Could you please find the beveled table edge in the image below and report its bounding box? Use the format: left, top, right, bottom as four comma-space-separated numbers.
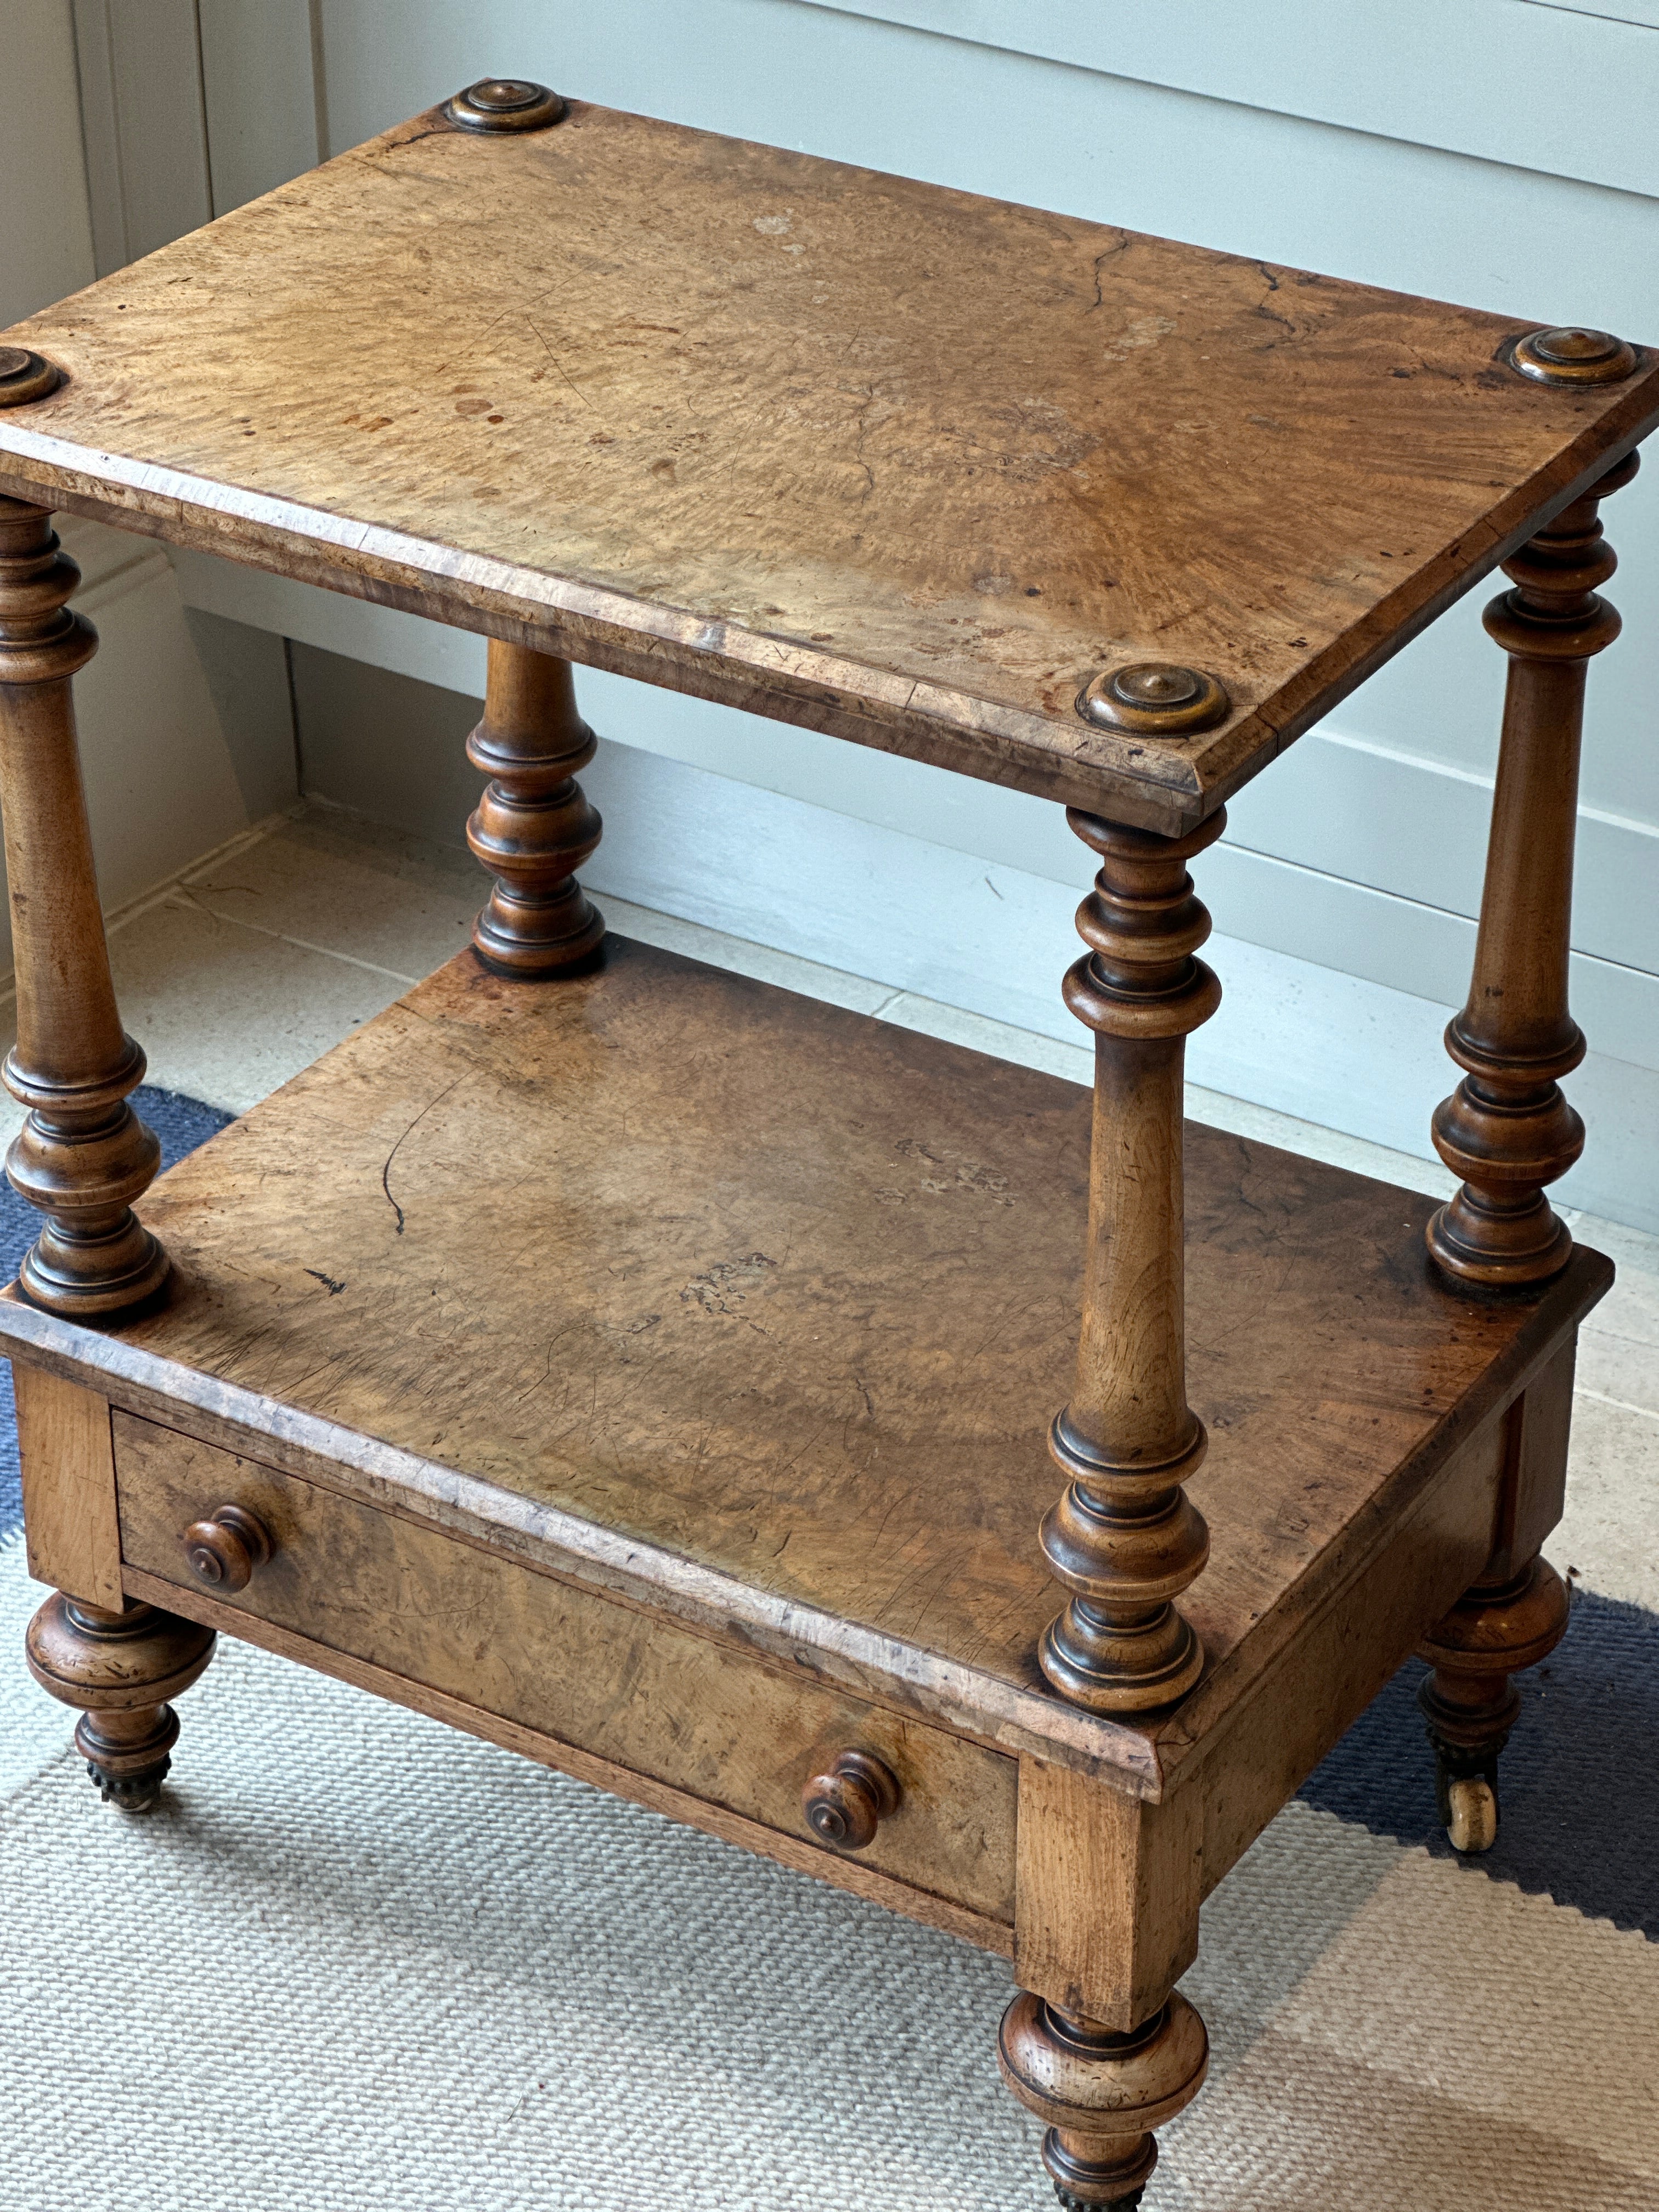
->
0, 1225, 1615, 1800
0, 1288, 1167, 1794
1, 343, 1654, 833
0, 430, 1210, 832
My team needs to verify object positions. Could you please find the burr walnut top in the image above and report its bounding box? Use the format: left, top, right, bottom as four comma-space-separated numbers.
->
0, 941, 1611, 1788
2, 98, 1656, 828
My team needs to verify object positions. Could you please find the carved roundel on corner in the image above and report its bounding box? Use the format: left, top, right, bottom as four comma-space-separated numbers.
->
1510, 326, 1638, 388
443, 79, 568, 134
1076, 662, 1231, 737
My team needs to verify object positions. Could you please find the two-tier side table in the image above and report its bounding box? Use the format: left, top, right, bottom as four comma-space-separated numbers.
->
1, 81, 1654, 2209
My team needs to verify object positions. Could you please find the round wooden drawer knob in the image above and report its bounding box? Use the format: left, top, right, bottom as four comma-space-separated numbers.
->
183, 1504, 273, 1594
802, 1748, 900, 1850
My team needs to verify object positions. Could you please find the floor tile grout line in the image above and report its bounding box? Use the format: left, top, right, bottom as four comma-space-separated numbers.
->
161, 890, 425, 988
0, 809, 300, 1013
1575, 1385, 1659, 1425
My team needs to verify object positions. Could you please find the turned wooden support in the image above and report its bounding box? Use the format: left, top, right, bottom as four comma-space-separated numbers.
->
1416, 1346, 1575, 1852
1418, 1556, 1568, 1852
0, 497, 167, 1316
1427, 450, 1637, 1289
466, 638, 605, 976
25, 1592, 215, 1813
999, 1990, 1208, 2210
1039, 806, 1224, 1714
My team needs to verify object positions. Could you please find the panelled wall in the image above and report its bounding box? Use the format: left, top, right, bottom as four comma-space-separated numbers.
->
31, 2, 1659, 1225
0, 2, 296, 961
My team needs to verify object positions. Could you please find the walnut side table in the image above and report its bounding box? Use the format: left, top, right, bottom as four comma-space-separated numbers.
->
1, 83, 1654, 2209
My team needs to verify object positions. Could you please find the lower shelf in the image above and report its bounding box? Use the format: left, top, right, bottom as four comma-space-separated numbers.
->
2, 938, 1610, 1904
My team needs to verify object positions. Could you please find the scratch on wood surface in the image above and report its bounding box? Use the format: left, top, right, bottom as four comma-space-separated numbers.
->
526, 317, 601, 414
381, 1076, 464, 1235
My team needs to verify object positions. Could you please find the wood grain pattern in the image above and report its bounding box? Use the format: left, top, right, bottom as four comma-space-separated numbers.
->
1014, 1757, 1201, 2032
114, 1411, 1018, 1925
15, 1366, 121, 1609
1491, 1336, 1576, 1582
117, 1560, 1009, 1954
1172, 1406, 1511, 1892
0, 936, 1608, 1796
0, 105, 1655, 829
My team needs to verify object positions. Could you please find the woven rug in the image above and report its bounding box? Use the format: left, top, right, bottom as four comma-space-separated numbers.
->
0, 1097, 1653, 2209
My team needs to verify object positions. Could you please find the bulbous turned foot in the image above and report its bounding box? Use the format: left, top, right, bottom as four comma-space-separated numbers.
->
1417, 1554, 1568, 1854
998, 1991, 1208, 2209
25, 1593, 216, 1814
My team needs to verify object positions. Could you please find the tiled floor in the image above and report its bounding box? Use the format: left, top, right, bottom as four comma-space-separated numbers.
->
2, 799, 1655, 1594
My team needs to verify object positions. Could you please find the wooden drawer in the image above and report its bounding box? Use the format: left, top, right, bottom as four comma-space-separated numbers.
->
113, 1412, 1017, 1927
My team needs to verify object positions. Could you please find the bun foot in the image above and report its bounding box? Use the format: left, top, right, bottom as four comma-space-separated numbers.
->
999, 1989, 1207, 2209
26, 1592, 216, 1813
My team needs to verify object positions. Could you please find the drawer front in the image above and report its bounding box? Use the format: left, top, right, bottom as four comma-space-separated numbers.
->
114, 1413, 1017, 1922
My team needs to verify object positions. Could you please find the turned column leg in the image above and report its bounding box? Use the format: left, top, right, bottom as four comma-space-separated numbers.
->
25, 1593, 215, 1812
1427, 450, 1637, 1289
465, 637, 605, 975
1417, 1345, 1575, 1851
1000, 1989, 1208, 2210
0, 498, 167, 1316
1039, 806, 1224, 1713
1418, 1558, 1568, 1853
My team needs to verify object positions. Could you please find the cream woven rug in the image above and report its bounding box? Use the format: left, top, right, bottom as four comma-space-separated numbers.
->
2, 1164, 1655, 2207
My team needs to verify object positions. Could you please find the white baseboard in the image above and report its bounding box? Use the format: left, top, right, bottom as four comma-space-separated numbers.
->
170, 546, 1659, 1233
577, 740, 1659, 1234
0, 520, 303, 981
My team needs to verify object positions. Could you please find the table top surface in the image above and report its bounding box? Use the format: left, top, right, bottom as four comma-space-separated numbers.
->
0, 939, 1606, 1786
2, 95, 1656, 829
